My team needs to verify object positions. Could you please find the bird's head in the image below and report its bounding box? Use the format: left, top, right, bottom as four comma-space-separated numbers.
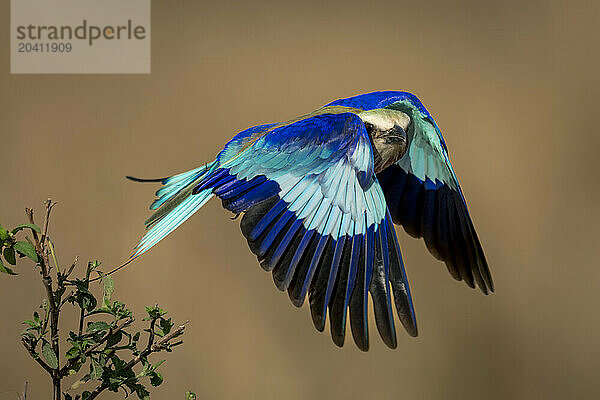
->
357, 108, 411, 173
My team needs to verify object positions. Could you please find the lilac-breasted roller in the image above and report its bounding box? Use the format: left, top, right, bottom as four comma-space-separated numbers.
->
128, 91, 493, 351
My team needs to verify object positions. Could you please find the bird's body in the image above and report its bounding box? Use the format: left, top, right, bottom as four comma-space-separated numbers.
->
130, 91, 492, 351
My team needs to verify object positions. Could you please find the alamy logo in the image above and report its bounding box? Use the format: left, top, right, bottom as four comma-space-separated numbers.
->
11, 0, 151, 74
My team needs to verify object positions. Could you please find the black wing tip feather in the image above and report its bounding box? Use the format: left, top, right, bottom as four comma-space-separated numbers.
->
287, 233, 321, 307
409, 326, 419, 337
310, 310, 327, 332
328, 237, 354, 349
385, 215, 419, 338
392, 288, 419, 337
369, 282, 399, 347
308, 239, 335, 333
349, 243, 369, 352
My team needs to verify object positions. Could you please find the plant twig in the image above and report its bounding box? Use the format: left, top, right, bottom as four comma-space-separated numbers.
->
150, 320, 188, 352
85, 321, 188, 400
21, 336, 53, 375
65, 256, 78, 279
26, 202, 62, 400
40, 199, 55, 245
88, 257, 135, 283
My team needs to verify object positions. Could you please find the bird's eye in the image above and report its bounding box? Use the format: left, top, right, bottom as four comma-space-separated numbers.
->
364, 122, 375, 134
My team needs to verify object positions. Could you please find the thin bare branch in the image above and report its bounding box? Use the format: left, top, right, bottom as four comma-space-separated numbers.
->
40, 199, 56, 245
65, 256, 78, 279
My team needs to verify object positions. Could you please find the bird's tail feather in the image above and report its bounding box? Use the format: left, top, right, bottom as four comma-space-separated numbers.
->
131, 161, 218, 258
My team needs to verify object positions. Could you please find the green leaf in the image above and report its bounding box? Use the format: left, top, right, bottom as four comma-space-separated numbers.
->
65, 346, 81, 360
0, 258, 16, 275
23, 319, 37, 328
185, 391, 197, 400
11, 223, 41, 234
144, 305, 166, 320
86, 260, 101, 277
102, 275, 114, 307
134, 385, 150, 400
71, 280, 98, 311
0, 227, 8, 242
86, 321, 110, 333
90, 358, 103, 379
106, 330, 123, 348
42, 342, 59, 369
86, 309, 114, 317
149, 371, 163, 387
159, 317, 174, 336
81, 294, 97, 312
14, 241, 38, 262
3, 246, 16, 265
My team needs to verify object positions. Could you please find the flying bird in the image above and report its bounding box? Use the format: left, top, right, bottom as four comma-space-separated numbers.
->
128, 91, 493, 351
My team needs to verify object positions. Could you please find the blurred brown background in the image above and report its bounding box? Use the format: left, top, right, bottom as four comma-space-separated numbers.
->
1, 0, 599, 399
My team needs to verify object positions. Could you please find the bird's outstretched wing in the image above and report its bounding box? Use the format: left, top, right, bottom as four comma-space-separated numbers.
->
376, 103, 493, 294
193, 112, 417, 350
325, 92, 492, 293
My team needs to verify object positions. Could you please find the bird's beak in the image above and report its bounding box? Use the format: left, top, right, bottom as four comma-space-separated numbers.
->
385, 126, 407, 145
